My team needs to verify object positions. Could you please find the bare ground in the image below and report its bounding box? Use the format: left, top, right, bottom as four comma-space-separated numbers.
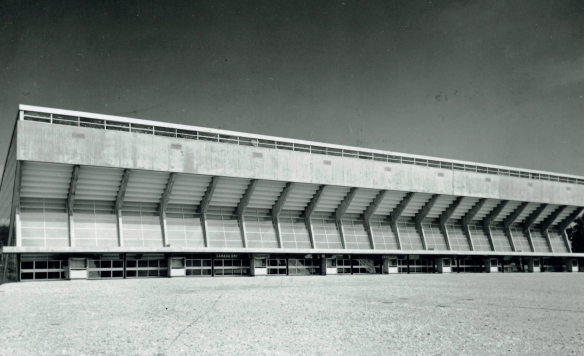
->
1, 273, 583, 356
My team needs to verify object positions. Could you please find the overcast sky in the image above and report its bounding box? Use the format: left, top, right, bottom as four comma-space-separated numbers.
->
1, 0, 583, 176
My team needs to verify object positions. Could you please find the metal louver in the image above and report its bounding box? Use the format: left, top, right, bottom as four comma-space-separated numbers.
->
124, 170, 170, 203
425, 195, 457, 219
373, 191, 409, 216
168, 173, 212, 207
209, 177, 250, 207
21, 162, 73, 199
492, 201, 522, 222
281, 183, 320, 211
315, 186, 351, 213
346, 188, 379, 215
247, 180, 286, 210
470, 199, 501, 221
75, 166, 124, 201
401, 193, 433, 217
449, 197, 480, 220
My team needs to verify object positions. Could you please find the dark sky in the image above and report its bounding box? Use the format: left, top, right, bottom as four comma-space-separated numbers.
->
1, 0, 584, 175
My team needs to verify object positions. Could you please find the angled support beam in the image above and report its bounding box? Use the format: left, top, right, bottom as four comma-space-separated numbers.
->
415, 194, 440, 225
558, 207, 584, 232
390, 220, 403, 250
7, 161, 22, 248
388, 192, 415, 225
462, 199, 487, 226
438, 197, 464, 251
3, 161, 22, 279
272, 182, 295, 248
482, 200, 510, 252
159, 172, 177, 247
503, 202, 529, 231
335, 188, 359, 249
363, 190, 388, 250
414, 195, 438, 250
272, 183, 295, 217
114, 169, 132, 248
483, 225, 497, 252
521, 228, 535, 253
304, 185, 326, 249
557, 207, 583, 253
439, 196, 464, 226
416, 221, 428, 250
158, 173, 177, 213
237, 179, 259, 248
561, 229, 573, 253
483, 200, 509, 227
115, 169, 132, 212
462, 223, 475, 251
540, 205, 568, 232
543, 229, 554, 253
200, 177, 220, 248
66, 165, 80, 248
523, 204, 548, 231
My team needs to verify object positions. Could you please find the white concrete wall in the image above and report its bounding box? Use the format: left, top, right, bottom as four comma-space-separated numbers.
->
16, 120, 584, 206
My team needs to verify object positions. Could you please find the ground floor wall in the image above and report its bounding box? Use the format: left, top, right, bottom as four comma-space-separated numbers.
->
4, 252, 581, 282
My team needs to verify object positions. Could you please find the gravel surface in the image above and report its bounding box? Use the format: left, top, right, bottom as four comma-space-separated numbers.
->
1, 274, 583, 355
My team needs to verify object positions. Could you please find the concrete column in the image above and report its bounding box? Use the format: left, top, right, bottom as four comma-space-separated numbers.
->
116, 209, 124, 247
321, 257, 327, 276
436, 257, 452, 273
527, 258, 541, 273
565, 259, 579, 272
484, 257, 499, 273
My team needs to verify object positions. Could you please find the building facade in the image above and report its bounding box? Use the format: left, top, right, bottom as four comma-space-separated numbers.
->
1, 104, 583, 281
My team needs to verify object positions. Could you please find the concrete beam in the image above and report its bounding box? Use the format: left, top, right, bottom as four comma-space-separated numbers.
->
483, 200, 509, 227
483, 225, 497, 251
523, 204, 547, 231
415, 221, 429, 250
200, 177, 220, 248
304, 185, 326, 220
67, 165, 80, 215
363, 190, 388, 250
237, 179, 258, 218
462, 224, 475, 251
3, 160, 22, 278
158, 172, 177, 213
335, 187, 359, 250
543, 229, 554, 253
558, 207, 584, 231
66, 165, 80, 247
521, 229, 535, 253
271, 182, 295, 248
540, 205, 568, 232
114, 169, 132, 211
304, 185, 326, 249
561, 230, 573, 253
462, 198, 487, 226
389, 192, 415, 224
237, 179, 259, 248
272, 182, 295, 217
390, 220, 403, 250
414, 194, 440, 225
440, 196, 464, 226
503, 202, 529, 231
159, 172, 177, 248
199, 176, 219, 215
335, 188, 359, 221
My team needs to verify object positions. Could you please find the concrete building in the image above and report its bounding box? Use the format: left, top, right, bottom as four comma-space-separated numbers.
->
1, 104, 583, 281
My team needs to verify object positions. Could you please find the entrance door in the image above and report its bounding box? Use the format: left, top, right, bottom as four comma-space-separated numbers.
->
186, 259, 212, 276
267, 259, 287, 275
88, 259, 124, 279
213, 259, 251, 276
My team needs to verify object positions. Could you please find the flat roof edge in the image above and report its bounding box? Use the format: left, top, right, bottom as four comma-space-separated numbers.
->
3, 246, 583, 258
18, 104, 584, 180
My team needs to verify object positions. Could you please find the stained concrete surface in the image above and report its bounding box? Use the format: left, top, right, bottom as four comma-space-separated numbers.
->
1, 274, 583, 355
